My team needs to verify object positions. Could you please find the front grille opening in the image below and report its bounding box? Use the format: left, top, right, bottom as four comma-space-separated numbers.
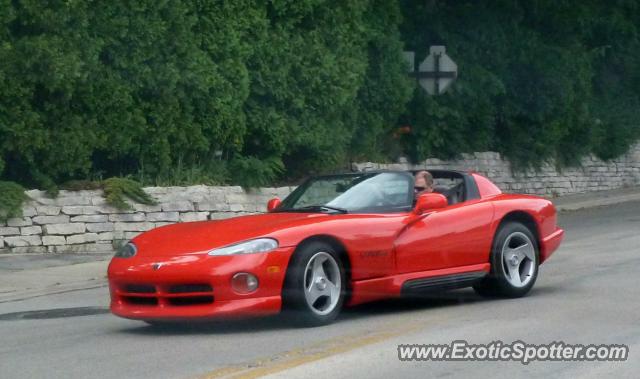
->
124, 296, 158, 306
168, 284, 212, 294
168, 296, 214, 306
124, 284, 156, 293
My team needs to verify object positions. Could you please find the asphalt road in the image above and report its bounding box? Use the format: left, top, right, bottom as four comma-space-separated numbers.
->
1, 202, 639, 379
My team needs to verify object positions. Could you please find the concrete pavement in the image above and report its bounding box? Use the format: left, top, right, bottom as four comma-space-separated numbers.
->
0, 255, 109, 303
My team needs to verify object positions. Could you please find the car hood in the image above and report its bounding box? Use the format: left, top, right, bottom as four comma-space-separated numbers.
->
132, 212, 328, 257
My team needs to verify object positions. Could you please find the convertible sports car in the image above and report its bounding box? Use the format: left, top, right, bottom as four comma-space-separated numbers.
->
108, 170, 564, 326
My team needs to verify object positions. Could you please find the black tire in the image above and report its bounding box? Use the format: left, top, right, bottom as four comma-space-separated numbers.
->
474, 221, 539, 298
282, 241, 346, 327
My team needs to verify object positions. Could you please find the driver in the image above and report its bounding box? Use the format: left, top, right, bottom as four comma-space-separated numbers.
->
414, 170, 434, 197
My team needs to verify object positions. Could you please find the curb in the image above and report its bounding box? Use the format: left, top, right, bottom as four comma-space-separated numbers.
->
553, 191, 640, 212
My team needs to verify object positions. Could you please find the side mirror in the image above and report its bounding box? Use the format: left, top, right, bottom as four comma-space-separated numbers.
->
267, 197, 281, 212
414, 193, 448, 215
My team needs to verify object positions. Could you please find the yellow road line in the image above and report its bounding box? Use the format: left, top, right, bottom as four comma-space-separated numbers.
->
197, 323, 422, 379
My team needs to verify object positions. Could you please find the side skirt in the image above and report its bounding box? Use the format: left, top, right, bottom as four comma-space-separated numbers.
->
401, 271, 487, 296
347, 263, 490, 306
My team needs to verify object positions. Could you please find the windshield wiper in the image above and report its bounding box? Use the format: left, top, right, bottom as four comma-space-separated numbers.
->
296, 205, 348, 214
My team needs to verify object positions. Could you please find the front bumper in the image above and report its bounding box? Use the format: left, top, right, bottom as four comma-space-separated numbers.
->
108, 247, 295, 321
540, 227, 564, 263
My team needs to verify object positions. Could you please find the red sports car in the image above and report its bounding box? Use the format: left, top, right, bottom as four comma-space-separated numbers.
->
108, 170, 564, 326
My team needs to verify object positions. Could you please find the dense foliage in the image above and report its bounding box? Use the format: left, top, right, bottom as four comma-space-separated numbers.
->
400, 0, 640, 167
0, 0, 639, 189
0, 0, 410, 188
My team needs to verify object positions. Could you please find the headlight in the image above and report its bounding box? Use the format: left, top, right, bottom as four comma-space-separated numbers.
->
115, 242, 137, 258
208, 238, 278, 256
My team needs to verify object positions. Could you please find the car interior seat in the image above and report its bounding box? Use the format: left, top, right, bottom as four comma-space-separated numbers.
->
433, 183, 465, 205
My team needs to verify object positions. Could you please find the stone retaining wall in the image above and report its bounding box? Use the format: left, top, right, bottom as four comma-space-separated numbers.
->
0, 186, 293, 254
354, 144, 640, 197
1, 143, 639, 254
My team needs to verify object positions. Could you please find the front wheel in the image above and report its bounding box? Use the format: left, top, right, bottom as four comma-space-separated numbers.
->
474, 222, 539, 298
283, 242, 346, 326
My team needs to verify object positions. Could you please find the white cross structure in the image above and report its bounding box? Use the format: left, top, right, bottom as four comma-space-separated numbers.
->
404, 46, 458, 95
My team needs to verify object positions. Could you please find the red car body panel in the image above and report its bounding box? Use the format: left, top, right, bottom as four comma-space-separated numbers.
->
108, 172, 564, 321
393, 200, 495, 273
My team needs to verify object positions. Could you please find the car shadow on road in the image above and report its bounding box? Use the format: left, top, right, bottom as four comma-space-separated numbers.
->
340, 288, 487, 320
342, 284, 564, 320
115, 314, 290, 335
114, 288, 498, 335
525, 284, 563, 296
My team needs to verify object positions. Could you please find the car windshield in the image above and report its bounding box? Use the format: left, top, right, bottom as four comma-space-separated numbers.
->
278, 172, 414, 213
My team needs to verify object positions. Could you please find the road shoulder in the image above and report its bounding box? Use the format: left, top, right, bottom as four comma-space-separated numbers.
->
0, 256, 109, 303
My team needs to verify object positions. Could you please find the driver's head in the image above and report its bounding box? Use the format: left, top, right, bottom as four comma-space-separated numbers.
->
414, 171, 434, 196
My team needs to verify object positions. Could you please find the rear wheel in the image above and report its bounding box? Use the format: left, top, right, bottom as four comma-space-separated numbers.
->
283, 242, 346, 326
474, 222, 539, 298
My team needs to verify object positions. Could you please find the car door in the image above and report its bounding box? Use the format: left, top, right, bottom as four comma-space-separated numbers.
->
393, 200, 494, 274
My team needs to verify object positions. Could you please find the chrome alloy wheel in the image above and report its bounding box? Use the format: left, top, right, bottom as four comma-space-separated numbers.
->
501, 231, 536, 288
303, 251, 341, 316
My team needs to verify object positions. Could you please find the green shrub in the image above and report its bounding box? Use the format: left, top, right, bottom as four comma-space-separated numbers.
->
229, 156, 284, 188
103, 178, 156, 211
143, 159, 229, 187
0, 181, 27, 222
